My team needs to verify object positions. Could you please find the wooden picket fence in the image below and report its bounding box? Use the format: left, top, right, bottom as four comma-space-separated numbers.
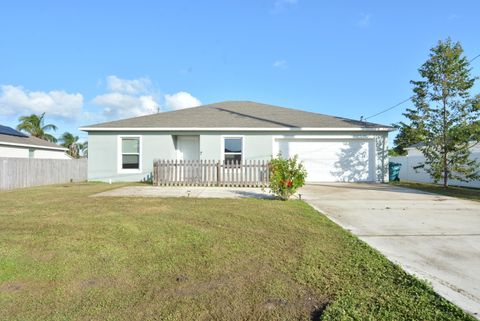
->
153, 159, 270, 187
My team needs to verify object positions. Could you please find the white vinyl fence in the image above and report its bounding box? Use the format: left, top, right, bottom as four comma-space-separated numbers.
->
0, 157, 87, 190
391, 152, 480, 188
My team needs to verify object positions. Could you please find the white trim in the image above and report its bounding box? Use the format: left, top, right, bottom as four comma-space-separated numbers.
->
0, 141, 67, 151
117, 135, 142, 174
221, 135, 245, 163
271, 134, 381, 140
272, 135, 379, 155
80, 127, 394, 132
271, 134, 381, 154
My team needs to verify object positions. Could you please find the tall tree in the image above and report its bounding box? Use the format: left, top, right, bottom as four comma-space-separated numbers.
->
59, 132, 80, 158
392, 115, 426, 156
17, 113, 58, 142
401, 38, 480, 187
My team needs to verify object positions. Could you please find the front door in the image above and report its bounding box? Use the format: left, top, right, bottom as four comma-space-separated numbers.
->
177, 136, 200, 182
177, 136, 200, 160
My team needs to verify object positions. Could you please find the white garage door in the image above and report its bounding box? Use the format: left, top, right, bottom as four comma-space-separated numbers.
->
275, 139, 375, 182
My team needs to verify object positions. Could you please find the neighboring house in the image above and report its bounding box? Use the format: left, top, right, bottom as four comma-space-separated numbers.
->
0, 124, 70, 159
405, 142, 480, 157
80, 101, 393, 183
391, 142, 480, 188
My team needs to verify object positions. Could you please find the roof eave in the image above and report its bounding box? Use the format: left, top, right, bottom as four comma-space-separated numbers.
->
79, 126, 394, 132
0, 141, 68, 151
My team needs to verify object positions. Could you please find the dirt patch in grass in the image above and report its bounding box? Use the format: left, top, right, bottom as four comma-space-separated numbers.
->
0, 183, 475, 321
0, 281, 25, 293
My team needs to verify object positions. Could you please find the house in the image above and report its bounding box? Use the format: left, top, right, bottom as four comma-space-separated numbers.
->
405, 142, 480, 157
390, 142, 480, 188
80, 101, 394, 183
0, 125, 70, 159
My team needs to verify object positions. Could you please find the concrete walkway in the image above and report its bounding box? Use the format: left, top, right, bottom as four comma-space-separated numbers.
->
301, 183, 480, 318
93, 186, 273, 199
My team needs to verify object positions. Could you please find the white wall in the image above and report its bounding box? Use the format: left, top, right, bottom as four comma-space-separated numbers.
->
0, 144, 69, 159
34, 149, 71, 159
391, 148, 480, 188
0, 145, 29, 158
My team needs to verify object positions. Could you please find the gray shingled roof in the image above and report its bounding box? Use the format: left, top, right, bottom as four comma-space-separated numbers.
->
81, 101, 392, 130
0, 126, 67, 151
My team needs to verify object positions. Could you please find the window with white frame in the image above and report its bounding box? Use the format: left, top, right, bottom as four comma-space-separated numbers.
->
224, 137, 242, 163
121, 137, 140, 169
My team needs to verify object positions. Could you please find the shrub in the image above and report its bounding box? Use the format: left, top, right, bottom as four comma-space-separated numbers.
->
268, 155, 307, 200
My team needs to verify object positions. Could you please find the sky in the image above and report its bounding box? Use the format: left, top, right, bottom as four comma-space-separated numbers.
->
0, 0, 479, 144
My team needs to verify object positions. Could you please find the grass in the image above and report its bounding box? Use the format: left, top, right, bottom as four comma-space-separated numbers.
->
0, 183, 474, 321
391, 181, 480, 202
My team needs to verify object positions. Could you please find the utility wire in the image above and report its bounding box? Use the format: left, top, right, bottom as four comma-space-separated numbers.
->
362, 53, 480, 121
362, 96, 413, 121
470, 53, 480, 63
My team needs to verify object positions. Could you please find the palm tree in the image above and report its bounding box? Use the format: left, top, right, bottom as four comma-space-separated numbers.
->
59, 132, 80, 158
16, 113, 58, 142
78, 141, 88, 158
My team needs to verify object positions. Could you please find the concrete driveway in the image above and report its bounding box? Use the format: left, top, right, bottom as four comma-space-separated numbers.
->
301, 183, 480, 318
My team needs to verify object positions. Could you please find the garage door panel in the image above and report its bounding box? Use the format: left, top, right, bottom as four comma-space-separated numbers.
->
276, 139, 374, 182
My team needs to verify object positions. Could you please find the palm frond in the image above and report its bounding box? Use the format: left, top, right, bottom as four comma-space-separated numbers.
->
43, 133, 58, 143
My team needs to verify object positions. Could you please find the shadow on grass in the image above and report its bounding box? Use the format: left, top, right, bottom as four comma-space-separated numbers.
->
390, 181, 480, 202
310, 301, 330, 321
231, 190, 276, 200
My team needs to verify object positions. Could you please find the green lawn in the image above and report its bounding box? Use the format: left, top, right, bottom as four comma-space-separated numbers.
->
391, 181, 480, 202
0, 183, 474, 321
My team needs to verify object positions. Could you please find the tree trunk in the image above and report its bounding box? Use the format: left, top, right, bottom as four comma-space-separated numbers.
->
442, 88, 448, 188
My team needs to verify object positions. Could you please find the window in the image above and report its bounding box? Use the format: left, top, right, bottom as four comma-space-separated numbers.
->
224, 137, 242, 163
121, 137, 140, 170
28, 148, 35, 159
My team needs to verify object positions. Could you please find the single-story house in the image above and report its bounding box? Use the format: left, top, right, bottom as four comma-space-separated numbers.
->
405, 142, 480, 157
80, 101, 394, 183
0, 124, 70, 159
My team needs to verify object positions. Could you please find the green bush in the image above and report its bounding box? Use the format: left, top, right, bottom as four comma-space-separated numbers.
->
268, 155, 307, 200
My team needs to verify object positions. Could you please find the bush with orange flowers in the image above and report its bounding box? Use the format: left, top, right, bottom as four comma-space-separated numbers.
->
267, 155, 307, 200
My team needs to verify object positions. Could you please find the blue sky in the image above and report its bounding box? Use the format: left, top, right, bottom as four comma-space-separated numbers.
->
0, 0, 479, 143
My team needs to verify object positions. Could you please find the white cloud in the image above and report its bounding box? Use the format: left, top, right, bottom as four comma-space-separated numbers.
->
0, 85, 83, 119
105, 75, 152, 95
448, 14, 459, 21
273, 59, 288, 69
92, 76, 201, 118
92, 76, 160, 118
164, 91, 202, 110
358, 13, 372, 27
271, 0, 298, 13
92, 93, 158, 118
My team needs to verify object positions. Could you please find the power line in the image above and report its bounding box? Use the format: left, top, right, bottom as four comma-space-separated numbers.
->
470, 53, 480, 63
362, 53, 480, 121
363, 96, 413, 121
